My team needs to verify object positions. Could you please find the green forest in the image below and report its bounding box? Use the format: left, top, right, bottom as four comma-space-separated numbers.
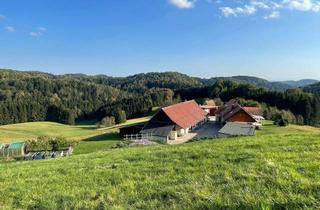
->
0, 69, 320, 126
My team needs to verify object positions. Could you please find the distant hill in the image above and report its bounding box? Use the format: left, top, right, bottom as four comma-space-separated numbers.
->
1, 68, 319, 126
280, 79, 319, 87
303, 82, 320, 94
3, 69, 313, 92
198, 76, 292, 91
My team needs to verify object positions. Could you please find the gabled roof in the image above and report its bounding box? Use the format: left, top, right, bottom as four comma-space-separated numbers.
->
216, 99, 256, 122
162, 100, 206, 129
216, 99, 238, 115
243, 107, 263, 116
141, 100, 206, 136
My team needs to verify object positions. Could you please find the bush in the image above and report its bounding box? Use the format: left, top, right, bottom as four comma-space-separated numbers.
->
97, 116, 116, 128
112, 108, 127, 124
273, 111, 293, 127
265, 106, 296, 126
25, 136, 73, 152
49, 137, 70, 151
278, 118, 289, 127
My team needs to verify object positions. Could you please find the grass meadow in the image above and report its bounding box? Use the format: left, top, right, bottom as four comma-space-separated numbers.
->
0, 116, 150, 154
0, 122, 320, 209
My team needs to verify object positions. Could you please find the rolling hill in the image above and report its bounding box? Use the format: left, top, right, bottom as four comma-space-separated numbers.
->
1, 122, 320, 209
1, 69, 315, 92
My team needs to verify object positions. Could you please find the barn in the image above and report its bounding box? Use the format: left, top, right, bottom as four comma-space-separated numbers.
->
140, 100, 207, 143
216, 99, 257, 124
119, 122, 147, 137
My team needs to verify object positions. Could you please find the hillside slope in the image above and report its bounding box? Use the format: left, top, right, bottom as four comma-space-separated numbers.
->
1, 123, 320, 209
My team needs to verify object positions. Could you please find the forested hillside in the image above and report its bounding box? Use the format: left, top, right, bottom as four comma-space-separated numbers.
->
177, 80, 320, 126
303, 82, 320, 94
0, 70, 176, 125
281, 79, 319, 87
0, 69, 319, 126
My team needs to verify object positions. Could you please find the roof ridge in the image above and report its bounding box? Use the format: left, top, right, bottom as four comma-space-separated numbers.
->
162, 100, 196, 110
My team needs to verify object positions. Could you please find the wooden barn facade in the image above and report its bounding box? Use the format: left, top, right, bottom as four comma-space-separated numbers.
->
216, 99, 263, 125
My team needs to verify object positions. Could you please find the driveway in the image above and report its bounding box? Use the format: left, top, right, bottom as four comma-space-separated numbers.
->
192, 122, 223, 139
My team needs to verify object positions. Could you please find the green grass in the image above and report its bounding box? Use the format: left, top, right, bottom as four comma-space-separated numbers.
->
0, 116, 151, 155
0, 122, 320, 209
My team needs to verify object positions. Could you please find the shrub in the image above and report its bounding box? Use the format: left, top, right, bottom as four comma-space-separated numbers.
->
97, 116, 116, 128
278, 118, 289, 127
112, 108, 127, 124
49, 137, 70, 151
25, 136, 73, 152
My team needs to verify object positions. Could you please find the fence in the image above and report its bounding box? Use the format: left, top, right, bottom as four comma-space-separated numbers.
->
123, 133, 153, 141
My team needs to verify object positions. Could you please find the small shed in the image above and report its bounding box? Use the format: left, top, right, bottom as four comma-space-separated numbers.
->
218, 122, 256, 137
0, 142, 25, 159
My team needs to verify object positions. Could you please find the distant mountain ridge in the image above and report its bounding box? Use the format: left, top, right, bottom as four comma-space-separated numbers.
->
0, 69, 316, 91
279, 79, 319, 87
198, 76, 292, 91
303, 82, 320, 94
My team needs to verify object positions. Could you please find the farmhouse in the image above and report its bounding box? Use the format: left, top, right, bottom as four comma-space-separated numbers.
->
140, 100, 207, 142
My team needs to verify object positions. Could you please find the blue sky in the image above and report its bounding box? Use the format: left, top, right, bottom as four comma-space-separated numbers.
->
0, 0, 320, 80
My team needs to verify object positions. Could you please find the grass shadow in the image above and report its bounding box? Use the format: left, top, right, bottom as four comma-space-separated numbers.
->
83, 132, 121, 142
74, 126, 97, 130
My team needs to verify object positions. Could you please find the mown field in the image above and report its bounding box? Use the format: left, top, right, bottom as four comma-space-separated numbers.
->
0, 122, 320, 209
0, 116, 150, 155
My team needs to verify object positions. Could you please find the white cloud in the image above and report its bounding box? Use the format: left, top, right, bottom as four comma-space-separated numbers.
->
29, 32, 41, 37
251, 0, 270, 9
264, 10, 280, 19
218, 0, 320, 19
283, 0, 320, 11
169, 0, 195, 9
220, 5, 257, 17
4, 26, 15, 32
29, 26, 48, 37
284, 0, 312, 11
38, 27, 47, 32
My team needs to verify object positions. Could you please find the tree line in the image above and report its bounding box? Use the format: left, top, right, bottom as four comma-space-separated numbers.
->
0, 70, 319, 126
176, 80, 320, 126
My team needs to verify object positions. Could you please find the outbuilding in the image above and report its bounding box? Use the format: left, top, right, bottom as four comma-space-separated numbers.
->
0, 142, 25, 159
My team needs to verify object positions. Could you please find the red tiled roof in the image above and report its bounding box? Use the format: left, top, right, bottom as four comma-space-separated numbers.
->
243, 107, 263, 116
162, 100, 206, 129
